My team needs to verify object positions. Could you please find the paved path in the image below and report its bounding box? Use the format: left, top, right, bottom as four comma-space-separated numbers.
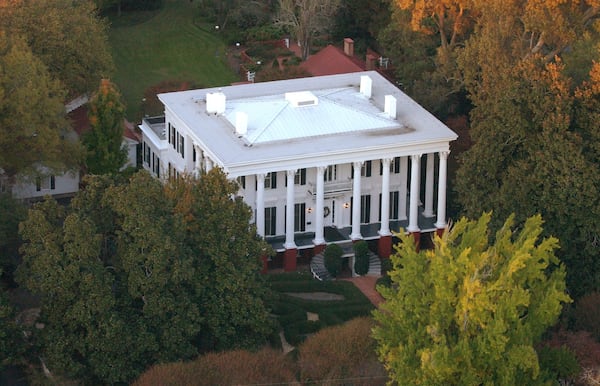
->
341, 276, 384, 307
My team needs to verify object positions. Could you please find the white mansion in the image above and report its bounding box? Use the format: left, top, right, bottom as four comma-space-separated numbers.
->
139, 71, 457, 270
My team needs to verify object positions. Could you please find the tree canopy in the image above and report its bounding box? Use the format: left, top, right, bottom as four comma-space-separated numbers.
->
17, 170, 273, 383
83, 79, 128, 175
0, 0, 114, 96
373, 213, 571, 385
0, 32, 81, 180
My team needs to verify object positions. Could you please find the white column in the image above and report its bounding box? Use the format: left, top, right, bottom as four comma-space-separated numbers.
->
351, 161, 363, 240
285, 170, 296, 249
424, 153, 435, 217
435, 151, 450, 229
407, 154, 421, 233
256, 174, 265, 237
205, 157, 213, 172
379, 158, 391, 236
398, 156, 408, 220
194, 145, 202, 177
314, 166, 326, 245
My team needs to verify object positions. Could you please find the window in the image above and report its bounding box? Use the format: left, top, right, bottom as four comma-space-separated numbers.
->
152, 154, 160, 178
169, 123, 176, 149
143, 142, 151, 166
295, 168, 306, 185
379, 191, 399, 221
193, 146, 196, 163
264, 172, 277, 189
265, 207, 276, 236
177, 133, 185, 158
36, 175, 56, 191
237, 176, 246, 189
362, 161, 372, 177
324, 165, 336, 182
294, 203, 306, 232
393, 157, 401, 174
361, 195, 371, 223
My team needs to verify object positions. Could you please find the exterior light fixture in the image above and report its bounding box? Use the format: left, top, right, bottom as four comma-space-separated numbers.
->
343, 202, 350, 209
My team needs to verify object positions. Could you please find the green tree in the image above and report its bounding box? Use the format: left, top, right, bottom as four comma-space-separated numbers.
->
0, 32, 81, 180
373, 213, 571, 385
17, 170, 273, 383
0, 0, 114, 96
83, 79, 128, 175
168, 169, 273, 350
0, 269, 24, 371
0, 193, 26, 276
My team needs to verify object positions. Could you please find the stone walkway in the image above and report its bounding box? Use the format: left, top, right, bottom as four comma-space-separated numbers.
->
341, 276, 384, 307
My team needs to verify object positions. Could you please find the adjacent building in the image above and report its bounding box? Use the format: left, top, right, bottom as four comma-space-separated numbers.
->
139, 71, 457, 270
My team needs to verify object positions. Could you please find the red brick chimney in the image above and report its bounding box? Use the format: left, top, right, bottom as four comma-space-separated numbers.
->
343, 38, 354, 57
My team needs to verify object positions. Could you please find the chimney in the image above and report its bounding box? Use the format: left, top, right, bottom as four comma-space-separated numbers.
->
360, 75, 372, 98
343, 38, 354, 57
384, 95, 397, 119
206, 91, 226, 115
235, 111, 248, 136
366, 53, 377, 71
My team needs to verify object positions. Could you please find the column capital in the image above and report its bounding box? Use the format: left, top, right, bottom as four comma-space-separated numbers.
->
439, 150, 450, 160
381, 157, 392, 167
286, 169, 297, 178
256, 173, 265, 181
411, 153, 422, 162
353, 160, 364, 168
316, 165, 327, 174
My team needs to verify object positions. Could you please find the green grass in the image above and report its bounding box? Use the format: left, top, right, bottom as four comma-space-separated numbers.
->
108, 0, 237, 120
266, 272, 375, 346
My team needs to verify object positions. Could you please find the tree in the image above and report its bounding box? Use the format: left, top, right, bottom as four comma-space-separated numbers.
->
0, 269, 25, 371
167, 170, 273, 350
332, 0, 391, 48
0, 193, 26, 276
17, 170, 273, 383
456, 22, 600, 297
0, 0, 114, 96
83, 79, 128, 175
373, 213, 571, 385
0, 32, 81, 181
275, 0, 341, 60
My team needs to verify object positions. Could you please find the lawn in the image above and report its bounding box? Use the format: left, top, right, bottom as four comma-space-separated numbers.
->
266, 272, 375, 346
107, 0, 238, 121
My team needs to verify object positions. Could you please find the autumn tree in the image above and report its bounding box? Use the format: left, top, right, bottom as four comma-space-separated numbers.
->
17, 170, 273, 383
275, 0, 341, 60
0, 0, 114, 96
0, 32, 81, 181
83, 79, 128, 175
373, 213, 571, 385
455, 4, 600, 296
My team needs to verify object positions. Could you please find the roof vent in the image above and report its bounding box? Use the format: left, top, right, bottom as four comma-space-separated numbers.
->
206, 92, 226, 115
384, 95, 397, 119
360, 75, 372, 98
235, 111, 248, 137
285, 91, 318, 107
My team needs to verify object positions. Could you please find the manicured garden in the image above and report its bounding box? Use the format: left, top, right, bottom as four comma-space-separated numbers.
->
266, 271, 375, 346
107, 0, 237, 120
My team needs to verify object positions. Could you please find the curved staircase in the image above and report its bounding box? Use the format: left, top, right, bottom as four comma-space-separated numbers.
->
310, 251, 382, 281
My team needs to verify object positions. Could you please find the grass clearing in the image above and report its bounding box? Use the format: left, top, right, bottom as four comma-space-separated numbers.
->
107, 0, 237, 120
266, 272, 375, 346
